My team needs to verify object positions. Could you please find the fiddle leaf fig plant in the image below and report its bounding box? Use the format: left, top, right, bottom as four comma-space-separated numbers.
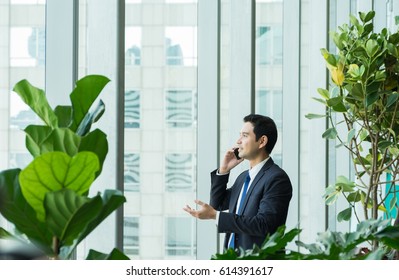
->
0, 75, 128, 259
306, 11, 399, 230
19, 151, 100, 222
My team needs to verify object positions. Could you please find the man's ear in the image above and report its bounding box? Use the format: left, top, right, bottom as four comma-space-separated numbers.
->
259, 135, 268, 148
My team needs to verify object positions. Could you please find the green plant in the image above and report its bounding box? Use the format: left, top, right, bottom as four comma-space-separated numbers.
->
212, 219, 399, 260
306, 11, 399, 228
0, 75, 128, 260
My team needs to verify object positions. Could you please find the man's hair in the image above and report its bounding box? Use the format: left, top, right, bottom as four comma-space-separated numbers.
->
243, 114, 277, 154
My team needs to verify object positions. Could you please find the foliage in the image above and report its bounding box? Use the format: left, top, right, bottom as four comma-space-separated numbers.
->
212, 219, 399, 260
211, 226, 302, 260
0, 75, 128, 260
306, 11, 399, 225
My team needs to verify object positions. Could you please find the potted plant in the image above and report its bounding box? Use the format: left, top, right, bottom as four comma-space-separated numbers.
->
211, 219, 399, 260
306, 11, 399, 228
0, 75, 128, 260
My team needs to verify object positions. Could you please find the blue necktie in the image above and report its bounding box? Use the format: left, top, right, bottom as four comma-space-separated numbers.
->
228, 172, 251, 249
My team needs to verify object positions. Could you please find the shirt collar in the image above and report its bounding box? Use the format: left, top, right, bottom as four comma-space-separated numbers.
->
248, 157, 269, 180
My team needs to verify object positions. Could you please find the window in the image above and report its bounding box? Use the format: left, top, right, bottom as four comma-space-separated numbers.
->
256, 25, 283, 65
165, 217, 195, 257
257, 89, 282, 128
125, 27, 141, 66
165, 90, 196, 128
123, 0, 198, 259
125, 90, 140, 128
10, 27, 45, 67
165, 153, 193, 192
9, 153, 32, 169
124, 153, 140, 192
165, 27, 197, 66
124, 217, 139, 257
9, 100, 39, 130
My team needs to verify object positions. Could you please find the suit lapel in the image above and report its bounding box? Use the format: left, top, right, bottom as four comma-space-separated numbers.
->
229, 172, 247, 213
239, 158, 274, 213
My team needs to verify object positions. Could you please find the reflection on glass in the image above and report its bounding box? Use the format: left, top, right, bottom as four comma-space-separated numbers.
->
257, 90, 282, 127
10, 27, 45, 67
125, 90, 140, 128
255, 0, 283, 166
124, 153, 140, 192
165, 90, 196, 128
124, 217, 139, 257
256, 25, 282, 65
125, 27, 141, 66
165, 27, 197, 66
165, 154, 193, 192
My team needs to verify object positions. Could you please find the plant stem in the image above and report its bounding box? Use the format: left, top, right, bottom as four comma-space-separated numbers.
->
52, 237, 60, 259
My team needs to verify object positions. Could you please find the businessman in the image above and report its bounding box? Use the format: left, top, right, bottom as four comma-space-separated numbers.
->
184, 114, 292, 251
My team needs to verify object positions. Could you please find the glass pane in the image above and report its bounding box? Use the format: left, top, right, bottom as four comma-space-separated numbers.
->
9, 153, 33, 169
388, 0, 399, 31
124, 153, 140, 192
165, 153, 193, 192
165, 217, 196, 258
124, 217, 139, 257
255, 0, 283, 165
0, 0, 46, 235
125, 27, 141, 66
165, 27, 197, 66
125, 90, 140, 128
165, 90, 196, 128
10, 27, 45, 67
124, 0, 198, 260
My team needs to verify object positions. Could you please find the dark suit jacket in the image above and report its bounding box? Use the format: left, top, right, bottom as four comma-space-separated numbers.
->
210, 158, 292, 250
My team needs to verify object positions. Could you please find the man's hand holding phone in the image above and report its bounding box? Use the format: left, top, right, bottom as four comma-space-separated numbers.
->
219, 147, 244, 174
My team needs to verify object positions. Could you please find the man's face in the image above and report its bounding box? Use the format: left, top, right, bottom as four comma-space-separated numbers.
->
236, 122, 264, 160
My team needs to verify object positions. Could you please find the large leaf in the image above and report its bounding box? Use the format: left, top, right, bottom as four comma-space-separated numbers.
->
44, 189, 99, 246
69, 75, 110, 132
76, 100, 106, 136
19, 151, 100, 221
12, 79, 58, 128
24, 125, 53, 157
259, 226, 301, 256
0, 169, 53, 251
86, 248, 130, 260
79, 129, 108, 177
78, 190, 126, 242
375, 225, 399, 250
59, 189, 126, 259
40, 128, 81, 156
54, 105, 72, 128
211, 226, 301, 260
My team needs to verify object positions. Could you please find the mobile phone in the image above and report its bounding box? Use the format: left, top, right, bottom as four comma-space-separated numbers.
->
234, 148, 241, 160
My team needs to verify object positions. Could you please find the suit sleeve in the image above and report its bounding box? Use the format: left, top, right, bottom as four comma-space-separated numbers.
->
217, 168, 292, 237
209, 169, 232, 211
